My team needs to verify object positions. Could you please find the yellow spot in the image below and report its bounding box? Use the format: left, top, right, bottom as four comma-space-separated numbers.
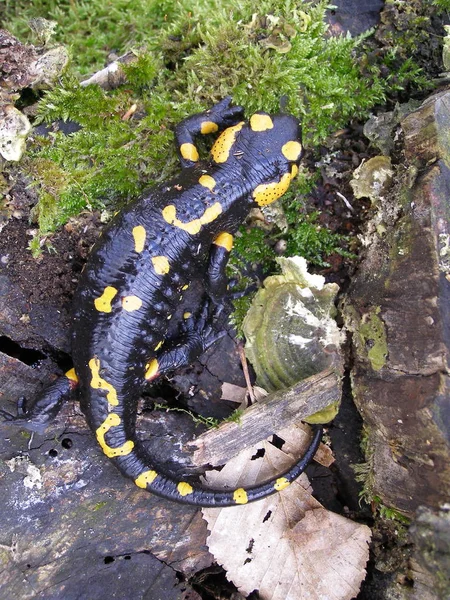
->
177, 481, 194, 496
132, 225, 146, 253
94, 286, 118, 313
144, 358, 159, 380
135, 469, 158, 489
121, 295, 143, 312
250, 113, 274, 132
253, 172, 292, 207
274, 477, 290, 491
233, 488, 248, 504
65, 368, 78, 383
183, 312, 192, 319
200, 120, 219, 134
167, 314, 172, 320
282, 140, 302, 161
162, 202, 222, 235
214, 231, 233, 251
290, 164, 299, 179
180, 143, 199, 162
199, 174, 216, 190
154, 341, 163, 351
89, 357, 118, 406
152, 255, 170, 275
96, 413, 135, 458
182, 284, 189, 290
211, 122, 244, 163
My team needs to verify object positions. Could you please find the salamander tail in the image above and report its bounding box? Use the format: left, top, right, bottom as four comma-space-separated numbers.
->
112, 424, 323, 507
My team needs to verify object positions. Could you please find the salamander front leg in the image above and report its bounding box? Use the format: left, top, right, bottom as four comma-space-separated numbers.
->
144, 301, 226, 383
205, 231, 234, 303
0, 369, 79, 435
174, 97, 244, 168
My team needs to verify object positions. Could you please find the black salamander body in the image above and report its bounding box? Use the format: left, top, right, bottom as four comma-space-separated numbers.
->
6, 99, 323, 506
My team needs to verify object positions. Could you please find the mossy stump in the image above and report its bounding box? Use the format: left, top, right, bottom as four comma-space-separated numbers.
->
344, 88, 450, 517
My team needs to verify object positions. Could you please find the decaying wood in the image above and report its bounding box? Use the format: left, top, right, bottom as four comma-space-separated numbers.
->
189, 365, 340, 467
344, 87, 450, 516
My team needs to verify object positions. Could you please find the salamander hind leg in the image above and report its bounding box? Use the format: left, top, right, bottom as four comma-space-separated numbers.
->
144, 299, 226, 383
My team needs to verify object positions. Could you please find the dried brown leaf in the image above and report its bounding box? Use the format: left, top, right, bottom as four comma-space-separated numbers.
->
202, 428, 370, 600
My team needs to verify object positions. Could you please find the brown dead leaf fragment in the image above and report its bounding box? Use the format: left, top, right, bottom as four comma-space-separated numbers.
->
203, 428, 370, 600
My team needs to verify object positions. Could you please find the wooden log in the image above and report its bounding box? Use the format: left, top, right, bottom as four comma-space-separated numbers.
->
189, 366, 340, 467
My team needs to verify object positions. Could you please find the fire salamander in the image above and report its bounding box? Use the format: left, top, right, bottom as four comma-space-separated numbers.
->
4, 98, 323, 506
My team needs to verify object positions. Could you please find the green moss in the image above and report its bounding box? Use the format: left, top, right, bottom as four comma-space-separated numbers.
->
284, 206, 354, 267
0, 0, 432, 252
354, 460, 374, 505
1, 0, 175, 75
357, 307, 388, 371
304, 401, 340, 424
378, 501, 410, 524
224, 408, 244, 424
152, 403, 220, 428
173, 0, 387, 144
432, 0, 450, 10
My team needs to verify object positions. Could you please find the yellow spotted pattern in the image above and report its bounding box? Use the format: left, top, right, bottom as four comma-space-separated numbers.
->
121, 295, 143, 312
182, 284, 189, 291
250, 113, 274, 131
135, 469, 158, 489
89, 357, 118, 406
144, 358, 159, 380
199, 174, 216, 190
200, 121, 219, 134
233, 488, 248, 504
274, 477, 290, 491
211, 122, 244, 163
96, 413, 135, 458
183, 312, 192, 319
154, 340, 163, 351
253, 172, 292, 207
282, 140, 302, 161
94, 286, 117, 313
213, 231, 233, 251
65, 368, 79, 383
152, 255, 170, 275
132, 225, 146, 253
177, 481, 194, 496
162, 202, 222, 235
180, 143, 199, 162
291, 164, 299, 179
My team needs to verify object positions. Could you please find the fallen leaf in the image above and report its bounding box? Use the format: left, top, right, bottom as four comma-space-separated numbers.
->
221, 382, 248, 404
202, 427, 370, 600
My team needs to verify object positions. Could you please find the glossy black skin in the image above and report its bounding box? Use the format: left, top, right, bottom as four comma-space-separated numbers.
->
5, 99, 323, 506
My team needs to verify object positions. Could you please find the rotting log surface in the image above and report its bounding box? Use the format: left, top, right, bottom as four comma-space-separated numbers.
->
344, 88, 450, 516
189, 366, 340, 467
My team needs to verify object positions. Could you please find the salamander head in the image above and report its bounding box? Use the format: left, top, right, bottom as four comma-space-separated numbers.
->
247, 112, 303, 207
248, 112, 302, 163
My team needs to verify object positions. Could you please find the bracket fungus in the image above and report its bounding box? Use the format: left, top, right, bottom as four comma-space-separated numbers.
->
243, 256, 343, 423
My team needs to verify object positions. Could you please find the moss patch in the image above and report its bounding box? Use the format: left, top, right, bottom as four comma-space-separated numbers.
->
357, 307, 388, 372
3, 1, 391, 236
1, 0, 438, 263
